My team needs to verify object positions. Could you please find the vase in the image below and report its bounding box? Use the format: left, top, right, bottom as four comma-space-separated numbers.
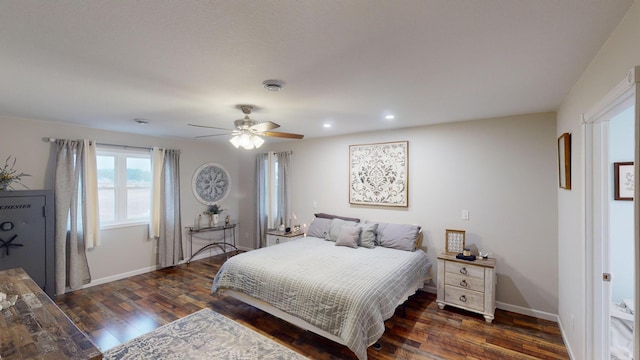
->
212, 214, 219, 225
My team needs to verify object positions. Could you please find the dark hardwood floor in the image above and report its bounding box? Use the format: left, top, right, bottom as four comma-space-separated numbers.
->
55, 253, 569, 359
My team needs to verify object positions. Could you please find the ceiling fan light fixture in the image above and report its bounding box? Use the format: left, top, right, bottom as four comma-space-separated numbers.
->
229, 132, 264, 150
229, 135, 241, 148
252, 134, 265, 148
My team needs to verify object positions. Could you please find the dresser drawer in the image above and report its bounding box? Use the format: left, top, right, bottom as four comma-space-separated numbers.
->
445, 261, 484, 279
444, 285, 484, 312
445, 272, 485, 292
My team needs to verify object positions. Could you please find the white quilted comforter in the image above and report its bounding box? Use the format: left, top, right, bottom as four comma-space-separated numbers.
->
211, 236, 432, 360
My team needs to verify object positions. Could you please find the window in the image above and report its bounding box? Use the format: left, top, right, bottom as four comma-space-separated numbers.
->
96, 147, 152, 227
259, 151, 290, 229
260, 154, 279, 228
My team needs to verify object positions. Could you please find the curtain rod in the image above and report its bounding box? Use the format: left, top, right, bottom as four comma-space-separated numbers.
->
47, 137, 156, 151
262, 150, 293, 155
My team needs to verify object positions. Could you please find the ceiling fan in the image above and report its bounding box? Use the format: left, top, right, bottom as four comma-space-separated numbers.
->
188, 105, 304, 149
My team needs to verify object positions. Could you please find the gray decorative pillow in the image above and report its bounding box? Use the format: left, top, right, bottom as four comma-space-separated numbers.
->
368, 221, 421, 251
357, 223, 378, 249
335, 226, 361, 248
325, 219, 358, 241
307, 217, 332, 238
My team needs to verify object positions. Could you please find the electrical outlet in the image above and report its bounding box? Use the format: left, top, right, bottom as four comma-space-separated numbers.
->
461, 210, 469, 220
571, 314, 575, 332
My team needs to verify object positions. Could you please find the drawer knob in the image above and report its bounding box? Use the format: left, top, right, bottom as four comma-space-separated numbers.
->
459, 295, 467, 303
460, 280, 468, 287
459, 267, 468, 275
276, 239, 280, 244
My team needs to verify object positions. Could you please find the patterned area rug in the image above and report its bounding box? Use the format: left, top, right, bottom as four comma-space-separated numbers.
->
103, 308, 308, 359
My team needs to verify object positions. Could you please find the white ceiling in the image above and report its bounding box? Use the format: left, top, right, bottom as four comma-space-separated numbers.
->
0, 1, 633, 144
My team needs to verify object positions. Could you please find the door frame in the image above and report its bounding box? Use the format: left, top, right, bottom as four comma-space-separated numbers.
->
582, 66, 638, 359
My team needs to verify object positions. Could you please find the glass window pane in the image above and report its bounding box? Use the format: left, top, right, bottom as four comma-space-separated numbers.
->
127, 188, 150, 220
99, 189, 115, 222
97, 155, 115, 183
126, 157, 151, 187
126, 157, 151, 221
97, 155, 115, 222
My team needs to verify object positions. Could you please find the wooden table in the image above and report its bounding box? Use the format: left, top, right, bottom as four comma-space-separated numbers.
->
0, 268, 102, 359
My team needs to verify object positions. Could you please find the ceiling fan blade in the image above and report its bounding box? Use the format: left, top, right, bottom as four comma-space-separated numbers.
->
250, 121, 280, 133
195, 133, 233, 139
188, 123, 233, 131
261, 131, 304, 139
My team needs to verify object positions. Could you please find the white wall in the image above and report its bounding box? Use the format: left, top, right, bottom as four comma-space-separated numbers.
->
556, 1, 640, 359
0, 115, 250, 286
0, 93, 559, 319
609, 107, 635, 304
261, 112, 559, 316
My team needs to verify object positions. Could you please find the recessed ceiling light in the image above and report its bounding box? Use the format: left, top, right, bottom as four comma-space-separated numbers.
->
134, 118, 149, 125
323, 123, 331, 128
385, 115, 395, 120
263, 79, 284, 91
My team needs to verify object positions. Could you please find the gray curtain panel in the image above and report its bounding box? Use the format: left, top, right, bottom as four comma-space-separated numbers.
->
158, 149, 183, 268
255, 153, 268, 248
275, 151, 291, 228
54, 139, 91, 295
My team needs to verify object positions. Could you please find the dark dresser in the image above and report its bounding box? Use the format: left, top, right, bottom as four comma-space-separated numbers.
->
0, 190, 55, 297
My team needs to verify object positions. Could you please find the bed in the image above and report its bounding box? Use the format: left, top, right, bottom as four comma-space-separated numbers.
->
211, 223, 432, 360
610, 299, 634, 360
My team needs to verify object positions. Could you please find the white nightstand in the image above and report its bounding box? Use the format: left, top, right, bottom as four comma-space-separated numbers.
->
436, 253, 497, 323
265, 231, 304, 247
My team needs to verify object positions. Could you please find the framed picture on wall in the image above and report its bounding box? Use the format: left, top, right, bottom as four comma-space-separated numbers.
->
558, 133, 571, 190
349, 141, 408, 206
614, 162, 634, 201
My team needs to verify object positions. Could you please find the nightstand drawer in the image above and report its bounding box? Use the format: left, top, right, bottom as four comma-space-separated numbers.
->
445, 261, 484, 279
444, 285, 484, 312
265, 232, 304, 247
445, 272, 485, 292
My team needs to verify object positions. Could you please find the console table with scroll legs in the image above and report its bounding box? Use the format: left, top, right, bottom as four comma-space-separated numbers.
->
186, 223, 238, 263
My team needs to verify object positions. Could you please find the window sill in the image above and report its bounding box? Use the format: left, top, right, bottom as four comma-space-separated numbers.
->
101, 221, 149, 231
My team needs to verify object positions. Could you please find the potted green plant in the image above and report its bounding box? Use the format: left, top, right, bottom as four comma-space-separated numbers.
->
0, 156, 30, 190
203, 204, 224, 225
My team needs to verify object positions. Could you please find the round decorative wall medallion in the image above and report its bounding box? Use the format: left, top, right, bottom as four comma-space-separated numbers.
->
191, 163, 231, 205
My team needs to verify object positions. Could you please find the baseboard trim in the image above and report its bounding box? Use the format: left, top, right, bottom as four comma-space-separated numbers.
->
495, 301, 558, 322
83, 246, 253, 291
82, 265, 159, 289
421, 287, 558, 322
557, 317, 576, 360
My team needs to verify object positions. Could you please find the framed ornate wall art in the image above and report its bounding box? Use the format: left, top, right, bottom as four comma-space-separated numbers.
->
557, 133, 571, 189
614, 161, 634, 201
192, 163, 231, 205
349, 141, 408, 206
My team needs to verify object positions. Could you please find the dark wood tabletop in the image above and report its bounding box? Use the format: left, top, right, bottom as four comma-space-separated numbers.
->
0, 267, 102, 359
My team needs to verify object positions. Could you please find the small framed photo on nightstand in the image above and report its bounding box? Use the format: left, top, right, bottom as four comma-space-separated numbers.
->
445, 229, 465, 254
